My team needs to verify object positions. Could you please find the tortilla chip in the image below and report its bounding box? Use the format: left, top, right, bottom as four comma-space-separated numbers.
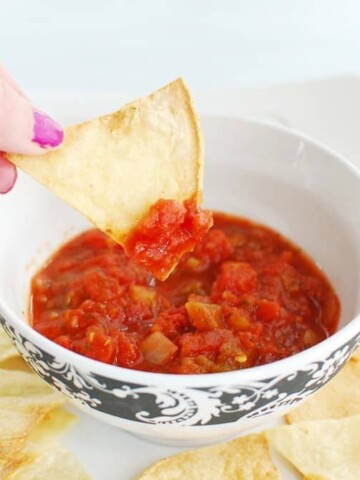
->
0, 393, 64, 460
0, 327, 19, 363
0, 369, 53, 396
0, 408, 77, 479
268, 415, 360, 480
286, 359, 360, 423
0, 363, 84, 478
351, 346, 360, 361
0, 368, 64, 460
0, 356, 30, 372
6, 442, 90, 480
137, 433, 280, 479
29, 407, 77, 443
9, 78, 203, 246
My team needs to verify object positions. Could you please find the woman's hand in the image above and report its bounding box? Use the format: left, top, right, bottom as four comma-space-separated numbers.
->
0, 66, 63, 193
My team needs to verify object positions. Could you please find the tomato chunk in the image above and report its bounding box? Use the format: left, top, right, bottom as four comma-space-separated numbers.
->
74, 326, 116, 364
211, 261, 258, 301
192, 229, 234, 267
179, 329, 234, 357
115, 332, 143, 368
256, 299, 281, 322
152, 307, 190, 339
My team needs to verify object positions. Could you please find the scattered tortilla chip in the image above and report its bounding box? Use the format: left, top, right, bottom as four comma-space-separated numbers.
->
29, 407, 77, 443
0, 393, 64, 460
0, 369, 53, 396
0, 358, 86, 478
9, 78, 203, 248
0, 356, 30, 372
351, 346, 360, 361
268, 415, 360, 480
0, 408, 77, 479
5, 442, 90, 480
137, 433, 280, 480
0, 328, 19, 363
286, 359, 360, 423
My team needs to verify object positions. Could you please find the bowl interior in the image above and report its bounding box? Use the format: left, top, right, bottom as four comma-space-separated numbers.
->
0, 116, 359, 332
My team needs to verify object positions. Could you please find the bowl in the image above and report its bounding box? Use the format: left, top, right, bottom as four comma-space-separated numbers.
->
0, 116, 360, 446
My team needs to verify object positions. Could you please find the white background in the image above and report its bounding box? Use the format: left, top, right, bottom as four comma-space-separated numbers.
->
2, 0, 360, 93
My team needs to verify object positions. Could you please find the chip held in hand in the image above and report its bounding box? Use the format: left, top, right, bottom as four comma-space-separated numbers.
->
9, 78, 211, 280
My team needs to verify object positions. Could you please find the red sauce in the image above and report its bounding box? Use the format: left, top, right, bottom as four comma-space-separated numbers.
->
124, 199, 213, 280
31, 213, 340, 374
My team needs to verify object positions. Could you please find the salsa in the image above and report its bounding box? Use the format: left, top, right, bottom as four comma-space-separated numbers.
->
124, 199, 213, 281
31, 213, 340, 374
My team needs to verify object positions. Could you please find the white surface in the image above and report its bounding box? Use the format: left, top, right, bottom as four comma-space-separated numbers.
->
196, 77, 360, 170
62, 407, 289, 479
2, 1, 360, 92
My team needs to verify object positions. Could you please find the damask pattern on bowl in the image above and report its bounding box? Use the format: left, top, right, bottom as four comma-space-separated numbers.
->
1, 315, 359, 427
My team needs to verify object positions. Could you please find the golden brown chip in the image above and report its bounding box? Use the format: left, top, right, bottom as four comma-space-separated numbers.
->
268, 415, 360, 480
0, 393, 64, 460
286, 359, 360, 424
6, 442, 90, 480
0, 360, 85, 478
0, 369, 62, 459
0, 408, 77, 479
9, 78, 203, 246
137, 433, 280, 480
29, 407, 77, 443
0, 369, 53, 397
351, 346, 360, 361
0, 356, 30, 372
0, 328, 19, 363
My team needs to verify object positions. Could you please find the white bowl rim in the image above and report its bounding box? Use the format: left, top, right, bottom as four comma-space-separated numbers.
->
1, 116, 360, 389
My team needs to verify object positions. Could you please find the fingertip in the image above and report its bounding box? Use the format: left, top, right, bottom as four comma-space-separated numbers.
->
0, 77, 64, 155
0, 153, 17, 194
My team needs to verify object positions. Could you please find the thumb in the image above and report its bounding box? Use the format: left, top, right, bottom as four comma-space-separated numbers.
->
0, 78, 63, 155
0, 153, 17, 194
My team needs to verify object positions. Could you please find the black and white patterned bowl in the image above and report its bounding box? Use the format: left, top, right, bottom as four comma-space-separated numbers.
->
1, 116, 360, 445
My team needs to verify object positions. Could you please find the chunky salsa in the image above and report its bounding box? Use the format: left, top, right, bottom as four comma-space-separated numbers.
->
31, 213, 340, 374
124, 199, 213, 281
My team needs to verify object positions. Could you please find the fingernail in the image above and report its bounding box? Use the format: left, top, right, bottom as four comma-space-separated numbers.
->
0, 154, 17, 194
32, 111, 64, 149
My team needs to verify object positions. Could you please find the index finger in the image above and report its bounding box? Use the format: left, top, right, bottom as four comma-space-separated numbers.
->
0, 65, 28, 99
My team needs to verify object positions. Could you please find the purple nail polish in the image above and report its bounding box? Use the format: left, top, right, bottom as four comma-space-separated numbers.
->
32, 111, 64, 149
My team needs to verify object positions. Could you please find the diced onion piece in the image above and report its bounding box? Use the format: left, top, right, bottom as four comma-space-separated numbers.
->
303, 329, 317, 347
129, 285, 157, 306
185, 302, 223, 330
141, 332, 178, 365
180, 280, 205, 297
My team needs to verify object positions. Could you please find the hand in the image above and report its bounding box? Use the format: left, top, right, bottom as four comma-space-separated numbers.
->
0, 66, 63, 194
